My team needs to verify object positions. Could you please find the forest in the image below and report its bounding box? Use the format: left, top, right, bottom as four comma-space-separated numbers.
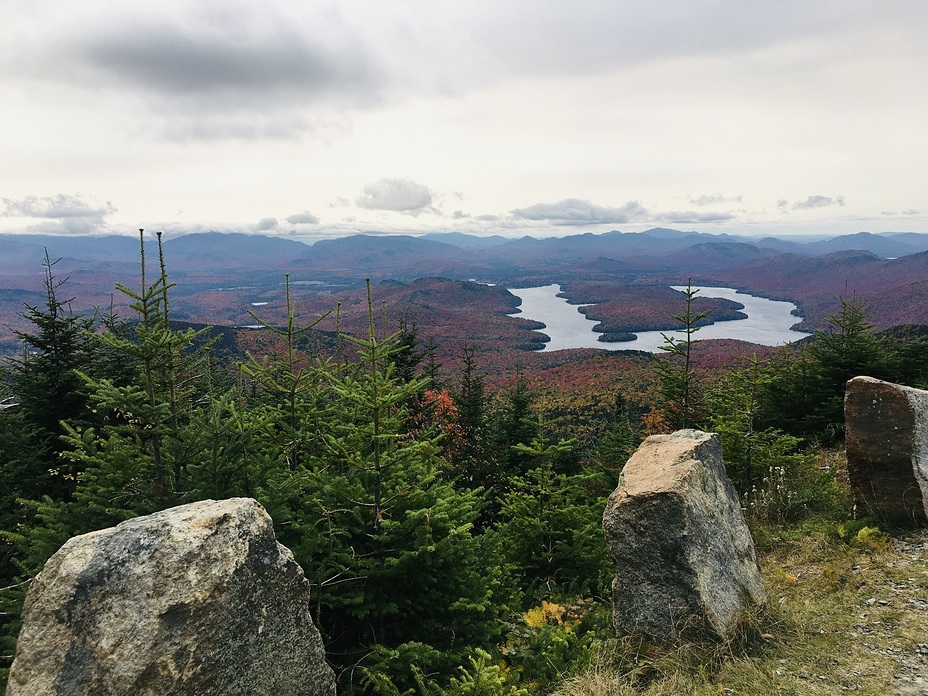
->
3, 231, 928, 694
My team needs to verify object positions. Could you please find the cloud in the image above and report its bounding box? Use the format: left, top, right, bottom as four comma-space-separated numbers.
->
396, 2, 884, 93
511, 199, 647, 225
656, 210, 736, 224
792, 195, 845, 210
4, 0, 917, 158
80, 26, 376, 100
356, 178, 435, 213
156, 112, 316, 142
253, 217, 278, 231
904, 209, 920, 215
3, 193, 115, 219
776, 199, 789, 213
2, 194, 116, 234
286, 211, 320, 224
688, 193, 742, 206
21, 6, 385, 141
509, 198, 740, 227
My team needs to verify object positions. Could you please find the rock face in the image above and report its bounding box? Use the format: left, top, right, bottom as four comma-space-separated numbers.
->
7, 498, 336, 696
845, 376, 928, 525
602, 430, 766, 640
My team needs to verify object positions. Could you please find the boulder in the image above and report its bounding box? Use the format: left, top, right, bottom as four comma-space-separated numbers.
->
602, 430, 766, 640
7, 498, 336, 696
845, 376, 928, 525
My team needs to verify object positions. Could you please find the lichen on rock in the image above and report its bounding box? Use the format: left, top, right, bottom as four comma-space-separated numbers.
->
602, 430, 767, 641
8, 497, 335, 696
845, 376, 928, 525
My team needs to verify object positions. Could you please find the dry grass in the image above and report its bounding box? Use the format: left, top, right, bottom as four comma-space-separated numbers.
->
552, 527, 928, 695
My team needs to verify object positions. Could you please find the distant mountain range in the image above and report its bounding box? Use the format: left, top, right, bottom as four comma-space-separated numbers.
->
3, 228, 928, 279
3, 227, 928, 358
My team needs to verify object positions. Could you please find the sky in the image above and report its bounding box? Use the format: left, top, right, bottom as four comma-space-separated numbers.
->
1, 1, 926, 242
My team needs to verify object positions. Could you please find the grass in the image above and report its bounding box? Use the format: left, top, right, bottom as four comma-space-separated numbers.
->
551, 524, 928, 695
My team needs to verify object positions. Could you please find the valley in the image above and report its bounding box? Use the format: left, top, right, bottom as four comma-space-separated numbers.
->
4, 226, 928, 695
3, 227, 928, 372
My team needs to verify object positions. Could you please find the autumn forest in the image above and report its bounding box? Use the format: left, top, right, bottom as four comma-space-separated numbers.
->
3, 227, 928, 693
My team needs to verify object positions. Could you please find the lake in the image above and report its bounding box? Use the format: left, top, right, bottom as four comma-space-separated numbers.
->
508, 285, 810, 353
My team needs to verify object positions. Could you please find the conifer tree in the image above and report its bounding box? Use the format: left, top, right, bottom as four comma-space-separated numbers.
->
8, 251, 96, 499
15, 231, 218, 560
450, 345, 491, 488
392, 315, 424, 384
759, 289, 893, 441
652, 280, 709, 430
0, 397, 43, 680
287, 285, 502, 692
708, 356, 803, 491
804, 290, 891, 437
498, 410, 611, 598
594, 392, 641, 475
491, 367, 539, 479
1, 253, 98, 678
238, 273, 333, 471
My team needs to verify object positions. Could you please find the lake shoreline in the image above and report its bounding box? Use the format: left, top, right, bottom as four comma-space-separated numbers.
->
508, 285, 810, 353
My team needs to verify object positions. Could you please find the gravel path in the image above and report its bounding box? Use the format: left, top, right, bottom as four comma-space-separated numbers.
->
884, 534, 928, 695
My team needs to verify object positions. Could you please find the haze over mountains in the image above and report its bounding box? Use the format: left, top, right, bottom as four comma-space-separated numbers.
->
3, 228, 928, 278
3, 227, 928, 361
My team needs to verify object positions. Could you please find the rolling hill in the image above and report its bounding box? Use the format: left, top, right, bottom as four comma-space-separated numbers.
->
3, 227, 928, 361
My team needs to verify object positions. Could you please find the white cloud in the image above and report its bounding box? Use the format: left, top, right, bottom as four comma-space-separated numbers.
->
2, 193, 115, 219
2, 193, 116, 234
793, 195, 845, 210
286, 211, 320, 224
509, 199, 738, 227
356, 178, 435, 213
688, 193, 743, 206
253, 217, 278, 231
657, 210, 736, 224
511, 199, 647, 225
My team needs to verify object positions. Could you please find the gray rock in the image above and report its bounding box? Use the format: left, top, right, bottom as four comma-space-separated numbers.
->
602, 430, 767, 640
845, 376, 928, 525
7, 498, 336, 696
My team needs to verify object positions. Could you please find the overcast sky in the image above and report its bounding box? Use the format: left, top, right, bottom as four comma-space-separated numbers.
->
1, 1, 926, 241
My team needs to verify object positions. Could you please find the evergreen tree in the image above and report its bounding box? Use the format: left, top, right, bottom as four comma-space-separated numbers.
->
885, 326, 928, 389
239, 273, 333, 472
450, 345, 491, 488
1, 253, 97, 682
805, 291, 891, 437
0, 398, 43, 681
594, 392, 642, 475
392, 316, 424, 385
498, 411, 611, 599
491, 367, 539, 479
13, 231, 221, 561
284, 287, 502, 692
652, 280, 709, 430
759, 290, 893, 441
708, 356, 804, 491
8, 251, 96, 498
420, 336, 444, 390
